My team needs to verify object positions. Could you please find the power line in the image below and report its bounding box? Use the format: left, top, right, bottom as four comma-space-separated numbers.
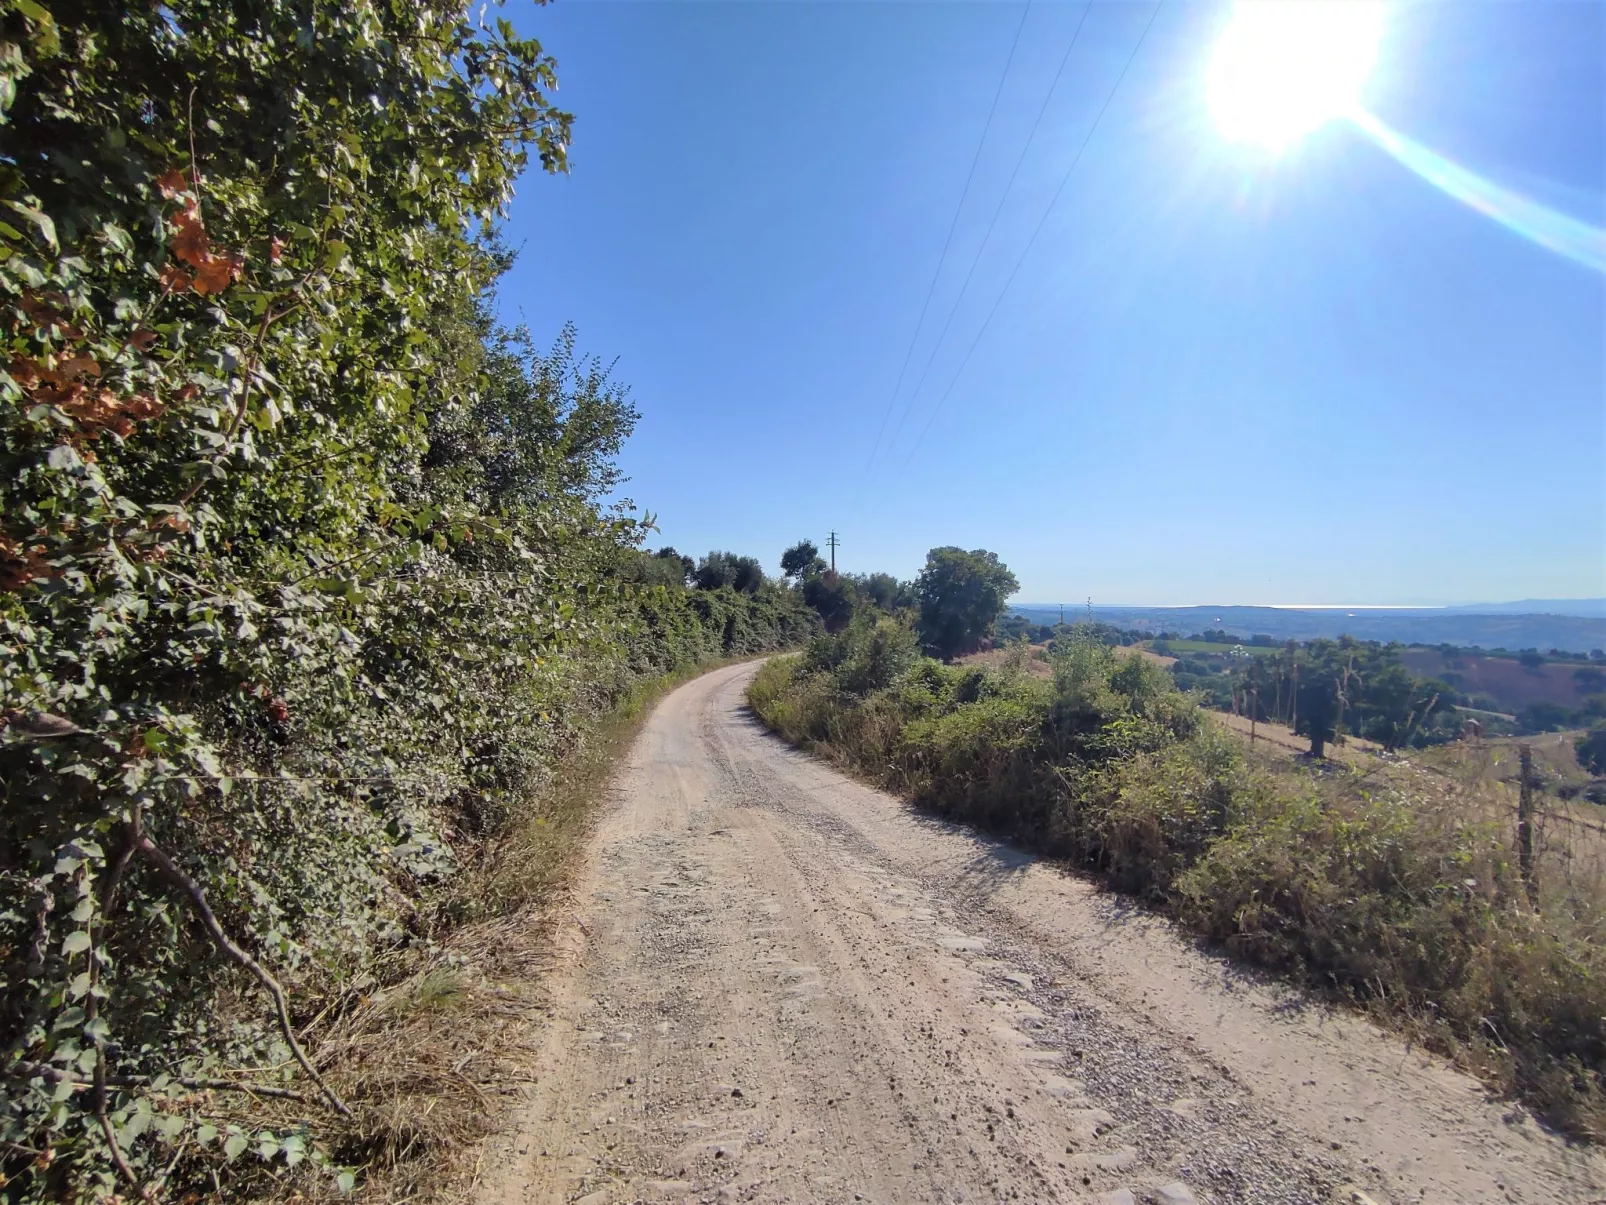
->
881, 1, 1094, 464
900, 1, 1164, 473
858, 2, 1033, 485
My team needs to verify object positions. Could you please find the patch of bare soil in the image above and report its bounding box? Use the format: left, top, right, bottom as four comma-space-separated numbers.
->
475, 664, 1604, 1205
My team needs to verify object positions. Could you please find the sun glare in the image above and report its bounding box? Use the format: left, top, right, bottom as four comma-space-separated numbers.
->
1209, 0, 1385, 150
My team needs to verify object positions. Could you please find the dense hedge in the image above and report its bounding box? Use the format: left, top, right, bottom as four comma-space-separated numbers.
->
749, 621, 1606, 1139
0, 2, 814, 1199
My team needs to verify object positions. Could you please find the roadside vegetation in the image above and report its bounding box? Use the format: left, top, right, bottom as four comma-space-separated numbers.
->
0, 4, 826, 1200
749, 548, 1606, 1142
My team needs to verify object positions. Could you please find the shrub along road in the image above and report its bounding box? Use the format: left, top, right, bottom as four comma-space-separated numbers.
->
480, 664, 1603, 1205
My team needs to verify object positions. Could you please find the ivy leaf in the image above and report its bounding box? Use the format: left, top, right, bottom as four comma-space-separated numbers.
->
46, 444, 81, 470
4, 199, 57, 250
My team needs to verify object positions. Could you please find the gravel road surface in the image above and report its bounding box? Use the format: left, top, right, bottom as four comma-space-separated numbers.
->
479, 662, 1604, 1205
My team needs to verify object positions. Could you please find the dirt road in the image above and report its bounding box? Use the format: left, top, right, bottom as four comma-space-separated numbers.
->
479, 663, 1604, 1205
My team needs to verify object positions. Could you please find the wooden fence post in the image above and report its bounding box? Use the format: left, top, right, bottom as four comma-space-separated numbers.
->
1518, 742, 1537, 906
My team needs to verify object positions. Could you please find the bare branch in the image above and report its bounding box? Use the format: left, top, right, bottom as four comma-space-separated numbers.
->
133, 835, 351, 1116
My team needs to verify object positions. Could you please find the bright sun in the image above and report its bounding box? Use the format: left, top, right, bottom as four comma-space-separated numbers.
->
1209, 0, 1385, 150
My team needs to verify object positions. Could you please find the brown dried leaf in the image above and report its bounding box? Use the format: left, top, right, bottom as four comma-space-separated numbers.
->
191, 250, 244, 295
170, 204, 210, 269
157, 168, 190, 199
159, 264, 194, 293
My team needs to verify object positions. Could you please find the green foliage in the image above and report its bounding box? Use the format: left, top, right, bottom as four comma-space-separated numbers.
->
1574, 666, 1606, 694
693, 550, 765, 594
1228, 639, 1456, 753
1518, 702, 1580, 735
802, 616, 919, 699
618, 547, 694, 589
0, 4, 813, 1198
802, 570, 857, 632
913, 546, 1018, 660
1575, 723, 1606, 775
780, 539, 824, 581
848, 571, 912, 612
749, 628, 1606, 1140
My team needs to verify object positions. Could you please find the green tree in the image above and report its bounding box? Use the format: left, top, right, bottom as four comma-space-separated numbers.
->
913, 547, 1019, 660
1573, 666, 1606, 693
695, 551, 765, 594
803, 571, 857, 632
780, 538, 825, 581
657, 546, 696, 583
0, 1, 627, 1196
849, 571, 911, 612
1577, 723, 1606, 775
618, 547, 695, 588
1518, 702, 1577, 734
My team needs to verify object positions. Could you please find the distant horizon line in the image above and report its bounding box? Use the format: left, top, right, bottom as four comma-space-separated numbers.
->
1015, 599, 1606, 612
1017, 603, 1447, 612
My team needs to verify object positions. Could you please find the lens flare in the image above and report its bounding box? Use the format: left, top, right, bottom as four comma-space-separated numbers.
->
1209, 1, 1384, 149
1351, 109, 1606, 273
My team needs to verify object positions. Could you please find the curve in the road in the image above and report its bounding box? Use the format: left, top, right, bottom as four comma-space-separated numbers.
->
478, 662, 1604, 1205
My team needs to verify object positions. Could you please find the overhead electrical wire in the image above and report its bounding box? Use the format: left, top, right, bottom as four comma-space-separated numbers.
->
858, 1, 1033, 487
899, 1, 1165, 473
880, 1, 1094, 467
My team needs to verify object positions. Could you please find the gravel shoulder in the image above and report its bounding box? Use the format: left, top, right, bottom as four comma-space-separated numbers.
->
477, 662, 1605, 1205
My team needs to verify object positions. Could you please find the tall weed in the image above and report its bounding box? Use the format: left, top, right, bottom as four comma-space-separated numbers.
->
748, 636, 1606, 1139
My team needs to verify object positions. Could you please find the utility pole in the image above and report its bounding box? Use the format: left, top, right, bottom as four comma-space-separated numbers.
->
825, 530, 840, 574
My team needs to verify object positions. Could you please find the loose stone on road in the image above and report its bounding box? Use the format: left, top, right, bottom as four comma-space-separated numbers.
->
477, 663, 1604, 1205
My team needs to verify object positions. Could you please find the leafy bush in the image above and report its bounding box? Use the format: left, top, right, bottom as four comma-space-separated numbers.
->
749, 624, 1606, 1139
693, 551, 765, 594
0, 4, 815, 1198
1578, 723, 1606, 776
1518, 701, 1578, 734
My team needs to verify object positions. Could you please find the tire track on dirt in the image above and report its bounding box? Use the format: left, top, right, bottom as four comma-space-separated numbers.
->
477, 663, 1605, 1205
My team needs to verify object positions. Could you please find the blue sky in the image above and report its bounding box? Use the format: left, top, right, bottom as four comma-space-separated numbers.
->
500, 1, 1605, 606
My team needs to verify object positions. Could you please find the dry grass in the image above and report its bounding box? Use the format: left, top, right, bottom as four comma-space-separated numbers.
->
232, 660, 744, 1204
1211, 721, 1606, 1135
1220, 716, 1606, 898
1398, 648, 1595, 711
1212, 710, 1380, 760
753, 649, 1606, 1141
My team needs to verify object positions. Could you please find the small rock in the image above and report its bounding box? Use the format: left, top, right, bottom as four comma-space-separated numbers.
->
1102, 1192, 1137, 1205
731, 1087, 743, 1098
1068, 1147, 1138, 1173
1152, 1185, 1198, 1205
1065, 1107, 1117, 1142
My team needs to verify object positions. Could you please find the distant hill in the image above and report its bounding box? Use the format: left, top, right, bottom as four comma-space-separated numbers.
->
1011, 603, 1606, 653
1441, 599, 1606, 618
1395, 648, 1604, 714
